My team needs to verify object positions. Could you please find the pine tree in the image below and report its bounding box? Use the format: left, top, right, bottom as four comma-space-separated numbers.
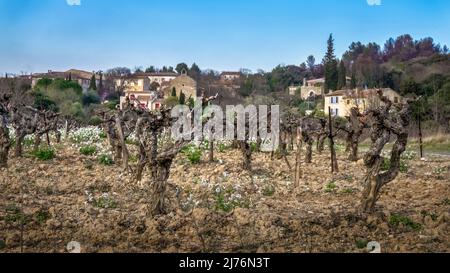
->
337, 60, 347, 90
179, 91, 186, 105
89, 72, 97, 91
171, 87, 177, 97
323, 34, 339, 93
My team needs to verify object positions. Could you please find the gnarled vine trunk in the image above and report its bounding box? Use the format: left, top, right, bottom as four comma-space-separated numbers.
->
0, 123, 10, 168
361, 91, 412, 212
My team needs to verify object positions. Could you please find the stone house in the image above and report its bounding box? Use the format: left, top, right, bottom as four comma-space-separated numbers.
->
164, 71, 198, 101
299, 78, 325, 100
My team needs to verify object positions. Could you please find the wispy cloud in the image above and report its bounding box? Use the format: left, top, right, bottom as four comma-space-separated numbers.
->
66, 0, 81, 6
367, 0, 381, 6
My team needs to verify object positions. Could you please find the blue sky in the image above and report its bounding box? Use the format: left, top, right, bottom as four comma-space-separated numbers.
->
0, 0, 449, 74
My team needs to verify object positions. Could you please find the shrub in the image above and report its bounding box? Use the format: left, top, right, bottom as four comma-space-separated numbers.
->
88, 116, 103, 126
94, 194, 118, 209
250, 142, 259, 152
79, 146, 97, 156
98, 154, 114, 166
355, 239, 368, 249
32, 148, 55, 161
99, 131, 107, 139
342, 188, 354, 194
213, 186, 246, 213
5, 205, 31, 225
325, 181, 337, 193
262, 184, 275, 197
389, 214, 422, 230
183, 145, 202, 164
218, 142, 230, 153
35, 209, 51, 225
0, 240, 5, 250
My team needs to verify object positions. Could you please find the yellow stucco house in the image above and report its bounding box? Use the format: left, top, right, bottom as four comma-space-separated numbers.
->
324, 88, 402, 117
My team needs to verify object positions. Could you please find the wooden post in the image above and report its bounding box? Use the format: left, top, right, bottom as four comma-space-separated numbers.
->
418, 112, 423, 158
328, 107, 338, 173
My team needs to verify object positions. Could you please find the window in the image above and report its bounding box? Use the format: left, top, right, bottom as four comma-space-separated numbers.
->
330, 108, 339, 117
347, 100, 350, 105
394, 97, 399, 103
330, 96, 339, 104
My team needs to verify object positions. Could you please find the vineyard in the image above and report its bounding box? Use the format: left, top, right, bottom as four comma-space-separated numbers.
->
0, 88, 449, 253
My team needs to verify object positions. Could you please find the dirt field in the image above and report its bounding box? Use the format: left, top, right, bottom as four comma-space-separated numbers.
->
0, 143, 449, 253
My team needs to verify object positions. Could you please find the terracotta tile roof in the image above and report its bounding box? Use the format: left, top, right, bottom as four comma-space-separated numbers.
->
325, 88, 399, 98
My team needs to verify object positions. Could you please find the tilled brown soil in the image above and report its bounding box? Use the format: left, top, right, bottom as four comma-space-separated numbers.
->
0, 145, 449, 253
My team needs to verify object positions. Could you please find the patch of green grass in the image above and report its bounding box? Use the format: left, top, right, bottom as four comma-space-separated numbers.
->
79, 146, 97, 156
389, 214, 422, 231
355, 239, 368, 249
99, 131, 107, 139
381, 158, 408, 173
35, 209, 51, 225
342, 174, 354, 182
250, 142, 259, 152
433, 167, 447, 175
31, 148, 55, 161
334, 143, 346, 152
325, 181, 337, 193
23, 137, 34, 147
213, 186, 246, 213
218, 143, 229, 153
215, 193, 234, 213
98, 154, 114, 166
125, 138, 138, 145
342, 188, 354, 194
182, 145, 202, 164
94, 195, 118, 209
129, 154, 138, 163
4, 205, 31, 225
262, 184, 275, 197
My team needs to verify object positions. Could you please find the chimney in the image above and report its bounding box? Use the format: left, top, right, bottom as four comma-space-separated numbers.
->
303, 78, 307, 87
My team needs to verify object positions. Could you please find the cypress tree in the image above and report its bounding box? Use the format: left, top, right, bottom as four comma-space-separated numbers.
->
89, 72, 97, 91
350, 67, 357, 89
323, 34, 339, 93
337, 60, 347, 90
179, 91, 186, 105
171, 87, 177, 97
98, 72, 103, 93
